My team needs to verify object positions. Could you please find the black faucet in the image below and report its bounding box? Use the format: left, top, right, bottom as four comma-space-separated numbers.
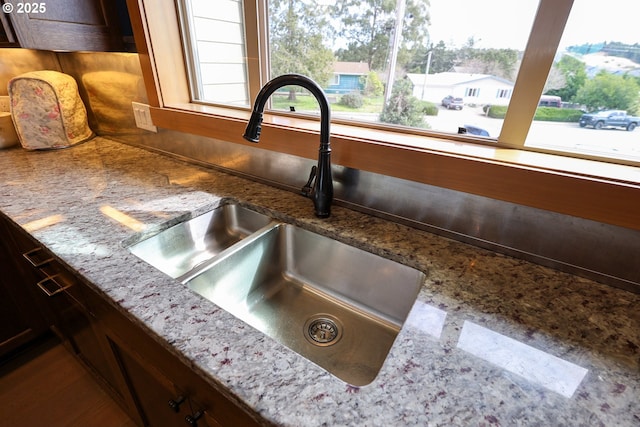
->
243, 74, 333, 218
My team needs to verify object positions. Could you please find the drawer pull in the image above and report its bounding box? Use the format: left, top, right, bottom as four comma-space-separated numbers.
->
23, 247, 54, 268
185, 411, 203, 426
36, 274, 71, 297
168, 396, 186, 413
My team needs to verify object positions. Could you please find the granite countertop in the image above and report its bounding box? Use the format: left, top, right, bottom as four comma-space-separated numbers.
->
1, 138, 638, 426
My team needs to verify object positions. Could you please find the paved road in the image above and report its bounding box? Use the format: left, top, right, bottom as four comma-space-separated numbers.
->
432, 106, 640, 160
335, 106, 640, 161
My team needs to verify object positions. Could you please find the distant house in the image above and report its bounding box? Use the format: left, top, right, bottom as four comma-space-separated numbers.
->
580, 52, 640, 78
406, 72, 514, 106
325, 62, 370, 94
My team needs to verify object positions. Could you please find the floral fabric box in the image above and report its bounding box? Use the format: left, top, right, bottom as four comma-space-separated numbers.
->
8, 70, 94, 150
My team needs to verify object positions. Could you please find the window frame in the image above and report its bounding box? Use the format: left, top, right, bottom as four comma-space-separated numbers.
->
125, 0, 640, 231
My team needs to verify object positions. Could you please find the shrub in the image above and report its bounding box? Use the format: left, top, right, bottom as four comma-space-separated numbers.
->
379, 79, 426, 128
362, 71, 384, 97
534, 107, 583, 122
419, 101, 439, 116
485, 105, 583, 122
339, 92, 364, 109
487, 105, 508, 118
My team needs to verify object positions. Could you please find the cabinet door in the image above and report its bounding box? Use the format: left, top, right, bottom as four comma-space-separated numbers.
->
0, 216, 49, 357
34, 268, 121, 390
0, 9, 18, 47
0, 271, 46, 356
114, 342, 192, 427
193, 409, 223, 427
8, 0, 124, 51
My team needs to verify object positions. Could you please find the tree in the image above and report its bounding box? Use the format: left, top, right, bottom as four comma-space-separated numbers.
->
332, 0, 430, 71
269, 0, 335, 100
379, 78, 425, 127
460, 48, 519, 80
362, 71, 384, 96
332, 0, 397, 71
447, 38, 519, 80
406, 40, 456, 74
396, 0, 431, 71
546, 55, 587, 102
575, 71, 640, 112
405, 39, 518, 80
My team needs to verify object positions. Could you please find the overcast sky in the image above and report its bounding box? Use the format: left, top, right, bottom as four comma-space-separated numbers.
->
427, 0, 639, 51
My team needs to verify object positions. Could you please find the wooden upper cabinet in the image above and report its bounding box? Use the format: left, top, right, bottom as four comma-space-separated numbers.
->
7, 0, 125, 51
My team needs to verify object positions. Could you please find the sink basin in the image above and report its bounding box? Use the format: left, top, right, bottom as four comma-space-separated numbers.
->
128, 203, 272, 280
185, 223, 425, 386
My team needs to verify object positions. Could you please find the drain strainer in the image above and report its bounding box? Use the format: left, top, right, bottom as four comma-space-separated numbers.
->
304, 315, 342, 346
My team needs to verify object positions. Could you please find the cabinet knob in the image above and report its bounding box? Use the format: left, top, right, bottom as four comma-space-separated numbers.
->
185, 411, 203, 426
168, 395, 186, 412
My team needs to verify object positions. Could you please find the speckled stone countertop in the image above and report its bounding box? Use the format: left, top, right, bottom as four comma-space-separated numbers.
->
1, 138, 638, 426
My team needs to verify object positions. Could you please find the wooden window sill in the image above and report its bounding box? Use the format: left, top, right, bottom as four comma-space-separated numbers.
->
149, 103, 640, 231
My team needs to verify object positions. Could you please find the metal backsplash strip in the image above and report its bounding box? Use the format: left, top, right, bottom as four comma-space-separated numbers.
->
5, 49, 632, 293
111, 130, 640, 294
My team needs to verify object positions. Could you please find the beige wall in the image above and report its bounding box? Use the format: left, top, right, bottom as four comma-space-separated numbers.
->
0, 49, 61, 95
0, 49, 146, 135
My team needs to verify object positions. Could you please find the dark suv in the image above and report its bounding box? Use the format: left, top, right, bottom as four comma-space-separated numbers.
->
441, 96, 464, 110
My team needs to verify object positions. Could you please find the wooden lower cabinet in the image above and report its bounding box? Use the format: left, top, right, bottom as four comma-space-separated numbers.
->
116, 346, 194, 427
0, 216, 49, 358
0, 262, 48, 357
0, 213, 261, 427
0, 213, 141, 422
105, 308, 259, 427
114, 344, 224, 427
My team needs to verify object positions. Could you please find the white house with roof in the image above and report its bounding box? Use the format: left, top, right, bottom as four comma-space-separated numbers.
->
406, 72, 515, 106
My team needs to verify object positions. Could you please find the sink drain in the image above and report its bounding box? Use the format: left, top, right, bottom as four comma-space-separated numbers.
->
305, 315, 342, 346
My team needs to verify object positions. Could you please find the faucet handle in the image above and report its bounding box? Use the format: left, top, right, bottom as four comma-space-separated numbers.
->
301, 166, 317, 198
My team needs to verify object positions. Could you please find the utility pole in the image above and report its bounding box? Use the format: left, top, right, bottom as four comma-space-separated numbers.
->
421, 50, 432, 100
384, 0, 406, 106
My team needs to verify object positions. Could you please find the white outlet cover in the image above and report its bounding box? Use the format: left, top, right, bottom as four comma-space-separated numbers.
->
132, 101, 158, 132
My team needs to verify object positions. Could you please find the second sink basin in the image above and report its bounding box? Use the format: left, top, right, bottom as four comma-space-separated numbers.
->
186, 223, 425, 386
128, 203, 272, 280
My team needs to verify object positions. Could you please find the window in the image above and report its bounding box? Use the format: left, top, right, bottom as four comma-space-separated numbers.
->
261, 0, 536, 139
178, 0, 250, 106
525, 0, 640, 163
176, 0, 640, 166
465, 88, 480, 98
131, 0, 640, 231
497, 89, 511, 99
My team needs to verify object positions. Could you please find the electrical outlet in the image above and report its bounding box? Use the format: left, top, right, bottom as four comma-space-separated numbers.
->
132, 101, 158, 132
0, 96, 11, 112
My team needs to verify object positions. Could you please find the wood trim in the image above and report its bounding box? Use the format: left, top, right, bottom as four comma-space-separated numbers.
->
500, 0, 574, 144
150, 106, 640, 231
125, 0, 160, 106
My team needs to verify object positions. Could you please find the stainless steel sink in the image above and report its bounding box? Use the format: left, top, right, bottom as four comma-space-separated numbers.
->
185, 223, 425, 386
128, 203, 272, 280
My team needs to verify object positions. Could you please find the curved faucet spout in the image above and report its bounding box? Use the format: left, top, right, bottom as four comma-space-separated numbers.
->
243, 74, 333, 218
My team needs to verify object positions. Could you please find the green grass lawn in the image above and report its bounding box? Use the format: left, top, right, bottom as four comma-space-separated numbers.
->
271, 93, 384, 114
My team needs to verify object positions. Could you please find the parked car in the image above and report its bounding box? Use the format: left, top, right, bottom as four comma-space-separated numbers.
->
539, 95, 562, 108
579, 110, 639, 131
441, 96, 464, 110
462, 124, 490, 137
